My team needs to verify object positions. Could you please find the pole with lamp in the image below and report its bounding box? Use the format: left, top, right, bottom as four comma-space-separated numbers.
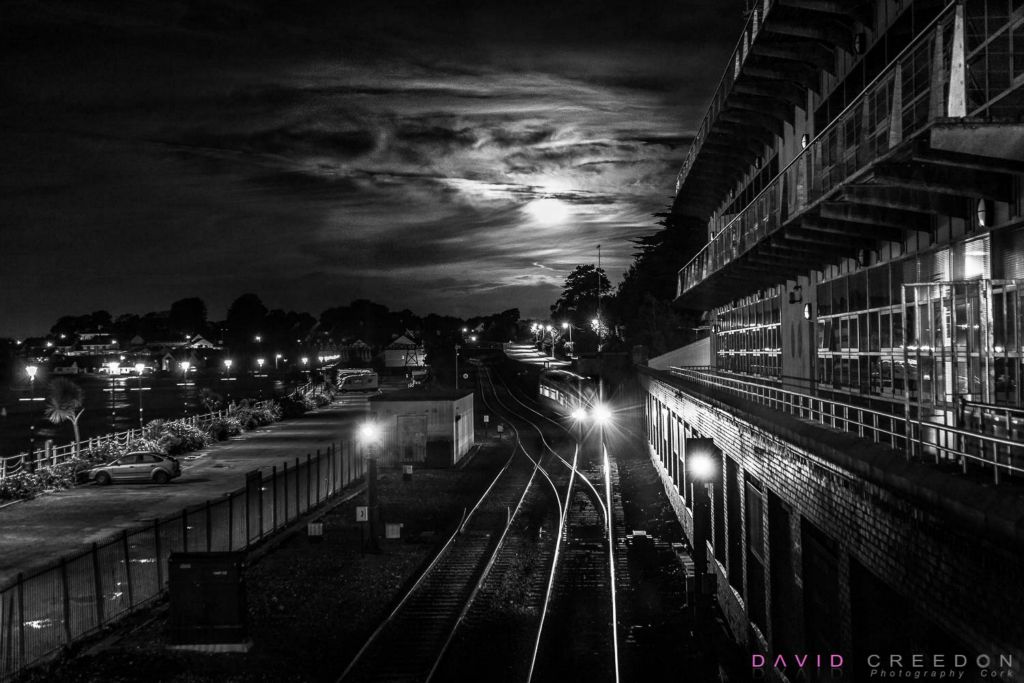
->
107, 361, 120, 429
686, 439, 717, 638
275, 353, 282, 371
562, 322, 573, 359
179, 361, 191, 416
134, 363, 145, 427
223, 358, 233, 376
454, 344, 461, 390
358, 422, 382, 553
26, 365, 38, 461
544, 325, 555, 358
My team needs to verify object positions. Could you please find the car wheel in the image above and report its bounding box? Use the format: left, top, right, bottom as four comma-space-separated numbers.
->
152, 470, 170, 485
95, 472, 111, 486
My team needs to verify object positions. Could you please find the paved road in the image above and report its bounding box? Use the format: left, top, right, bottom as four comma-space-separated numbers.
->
0, 402, 370, 587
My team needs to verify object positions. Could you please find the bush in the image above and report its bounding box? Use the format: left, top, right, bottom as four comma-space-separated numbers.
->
157, 420, 211, 456
277, 396, 308, 419
205, 416, 243, 441
0, 471, 44, 501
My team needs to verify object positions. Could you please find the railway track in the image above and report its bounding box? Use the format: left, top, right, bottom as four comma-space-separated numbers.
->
337, 367, 621, 683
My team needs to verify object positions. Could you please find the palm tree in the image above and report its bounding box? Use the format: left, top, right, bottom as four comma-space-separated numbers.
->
44, 378, 85, 457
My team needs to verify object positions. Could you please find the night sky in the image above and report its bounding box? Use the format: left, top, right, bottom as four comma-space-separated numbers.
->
1, 0, 748, 338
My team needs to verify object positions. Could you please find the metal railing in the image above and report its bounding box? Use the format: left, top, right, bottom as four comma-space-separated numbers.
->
678, 2, 960, 298
1, 382, 330, 480
667, 366, 1024, 483
0, 440, 364, 682
676, 0, 774, 194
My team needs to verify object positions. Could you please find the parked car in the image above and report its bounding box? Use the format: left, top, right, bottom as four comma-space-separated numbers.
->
88, 452, 181, 485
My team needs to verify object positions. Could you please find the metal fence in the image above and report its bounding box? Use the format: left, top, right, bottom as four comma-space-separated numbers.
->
667, 366, 1024, 483
1, 382, 329, 480
0, 440, 364, 681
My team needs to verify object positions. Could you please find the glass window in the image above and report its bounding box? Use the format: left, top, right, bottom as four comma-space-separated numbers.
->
840, 318, 850, 349
868, 265, 889, 308
818, 282, 832, 316
833, 277, 848, 314
880, 312, 891, 349
849, 272, 868, 310
892, 260, 906, 304
859, 313, 869, 351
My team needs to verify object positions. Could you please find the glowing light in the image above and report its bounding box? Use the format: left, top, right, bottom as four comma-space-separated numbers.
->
689, 454, 715, 480
26, 365, 38, 380
179, 361, 189, 372
224, 359, 233, 369
134, 363, 145, 375
571, 407, 588, 422
592, 404, 612, 424
525, 197, 570, 224
358, 422, 380, 443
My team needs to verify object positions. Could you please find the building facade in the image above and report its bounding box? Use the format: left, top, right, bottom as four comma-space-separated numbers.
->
645, 1, 1024, 680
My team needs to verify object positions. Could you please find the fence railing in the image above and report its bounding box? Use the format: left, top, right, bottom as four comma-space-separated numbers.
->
0, 440, 364, 682
667, 366, 1024, 484
678, 2, 960, 298
1, 383, 331, 480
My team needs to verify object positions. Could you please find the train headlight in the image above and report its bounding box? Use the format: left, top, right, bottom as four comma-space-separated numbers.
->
571, 407, 588, 422
592, 404, 612, 424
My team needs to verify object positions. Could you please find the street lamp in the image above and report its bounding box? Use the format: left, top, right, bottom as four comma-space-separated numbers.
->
256, 357, 265, 372
686, 439, 718, 633
454, 344, 461, 390
26, 365, 38, 455
223, 358, 233, 374
562, 322, 573, 358
108, 361, 120, 429
358, 421, 382, 552
179, 361, 191, 416
275, 353, 282, 370
134, 363, 145, 427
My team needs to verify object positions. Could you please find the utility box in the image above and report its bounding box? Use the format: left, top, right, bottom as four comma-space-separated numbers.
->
168, 552, 247, 644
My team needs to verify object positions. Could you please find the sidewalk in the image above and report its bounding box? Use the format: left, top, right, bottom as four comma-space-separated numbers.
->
0, 402, 367, 588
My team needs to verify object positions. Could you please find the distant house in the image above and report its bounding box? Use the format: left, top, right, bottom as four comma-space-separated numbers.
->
340, 339, 373, 363
78, 335, 119, 354
383, 334, 426, 368
52, 361, 81, 375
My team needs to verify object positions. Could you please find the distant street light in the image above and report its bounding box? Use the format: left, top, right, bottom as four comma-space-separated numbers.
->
108, 361, 120, 429
257, 358, 265, 373
454, 345, 461, 389
275, 353, 282, 370
134, 362, 145, 427
224, 358, 233, 374
562, 322, 573, 358
359, 421, 382, 552
26, 365, 38, 455
545, 324, 555, 358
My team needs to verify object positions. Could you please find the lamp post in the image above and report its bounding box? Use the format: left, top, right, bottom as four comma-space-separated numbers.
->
26, 365, 37, 456
275, 353, 282, 371
224, 358, 233, 375
179, 361, 190, 416
256, 357, 265, 373
454, 344, 461, 390
562, 322, 573, 358
134, 363, 145, 427
358, 422, 382, 553
686, 440, 717, 633
108, 361, 120, 429
544, 325, 554, 358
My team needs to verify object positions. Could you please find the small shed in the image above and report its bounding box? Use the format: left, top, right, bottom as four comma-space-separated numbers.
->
368, 387, 474, 467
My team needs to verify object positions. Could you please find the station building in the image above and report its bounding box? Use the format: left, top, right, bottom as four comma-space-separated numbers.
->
640, 1, 1024, 679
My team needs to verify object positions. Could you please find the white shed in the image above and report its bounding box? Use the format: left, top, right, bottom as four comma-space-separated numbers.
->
368, 388, 474, 467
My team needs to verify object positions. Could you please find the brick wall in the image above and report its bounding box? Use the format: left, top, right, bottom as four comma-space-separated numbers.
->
639, 371, 1024, 679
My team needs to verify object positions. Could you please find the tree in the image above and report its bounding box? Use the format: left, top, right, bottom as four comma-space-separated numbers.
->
550, 264, 612, 327
44, 379, 85, 457
169, 297, 208, 338
225, 293, 268, 346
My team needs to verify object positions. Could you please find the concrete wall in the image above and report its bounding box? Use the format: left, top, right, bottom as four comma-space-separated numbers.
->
639, 369, 1024, 680
371, 394, 474, 467
649, 337, 711, 371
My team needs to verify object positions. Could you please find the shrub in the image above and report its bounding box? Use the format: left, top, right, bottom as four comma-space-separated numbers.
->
206, 416, 242, 441
277, 397, 305, 419
0, 471, 44, 501
157, 420, 211, 456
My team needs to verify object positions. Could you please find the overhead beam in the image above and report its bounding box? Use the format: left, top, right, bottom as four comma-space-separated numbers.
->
841, 185, 970, 219
872, 163, 1014, 202
750, 40, 835, 74
801, 217, 906, 243
821, 202, 932, 232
